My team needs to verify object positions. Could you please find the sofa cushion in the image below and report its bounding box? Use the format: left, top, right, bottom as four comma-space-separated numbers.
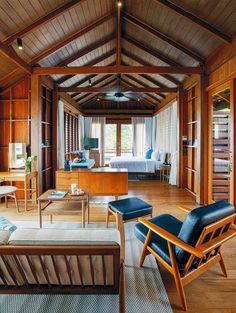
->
176, 200, 235, 264
108, 197, 153, 221
0, 216, 17, 233
8, 228, 120, 246
135, 214, 183, 265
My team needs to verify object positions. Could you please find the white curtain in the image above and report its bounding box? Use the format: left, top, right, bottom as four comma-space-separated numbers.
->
132, 117, 146, 157
155, 101, 178, 185
84, 117, 92, 138
152, 115, 157, 150
91, 117, 106, 166
169, 101, 178, 185
57, 100, 65, 169
145, 117, 153, 149
79, 114, 84, 150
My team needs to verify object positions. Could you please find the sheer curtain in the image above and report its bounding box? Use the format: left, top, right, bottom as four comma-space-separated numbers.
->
145, 117, 153, 149
57, 100, 65, 169
84, 117, 92, 138
91, 117, 106, 166
132, 117, 146, 157
155, 101, 178, 185
78, 114, 84, 150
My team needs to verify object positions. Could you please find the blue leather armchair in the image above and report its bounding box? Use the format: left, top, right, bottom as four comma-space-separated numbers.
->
135, 201, 236, 310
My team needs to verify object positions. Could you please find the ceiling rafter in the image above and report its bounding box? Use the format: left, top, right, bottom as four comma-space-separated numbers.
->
58, 86, 177, 93
4, 0, 87, 45
121, 75, 162, 103
56, 49, 116, 85
124, 34, 181, 66
33, 65, 203, 75
58, 33, 115, 67
122, 48, 180, 85
153, 0, 232, 44
0, 42, 32, 73
30, 10, 115, 64
123, 12, 204, 63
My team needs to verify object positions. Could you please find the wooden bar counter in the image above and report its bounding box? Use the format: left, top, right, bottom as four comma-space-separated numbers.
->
56, 168, 128, 199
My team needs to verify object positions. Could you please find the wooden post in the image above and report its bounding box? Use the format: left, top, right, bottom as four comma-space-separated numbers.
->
230, 78, 236, 206
52, 85, 58, 187
31, 75, 42, 195
197, 73, 208, 204
177, 85, 185, 188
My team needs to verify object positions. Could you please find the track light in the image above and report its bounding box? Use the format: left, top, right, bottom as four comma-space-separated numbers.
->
89, 79, 92, 86
16, 38, 23, 50
138, 97, 141, 102
117, 1, 122, 7
97, 97, 100, 101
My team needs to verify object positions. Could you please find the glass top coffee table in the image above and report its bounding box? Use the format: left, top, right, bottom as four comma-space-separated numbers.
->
37, 189, 89, 228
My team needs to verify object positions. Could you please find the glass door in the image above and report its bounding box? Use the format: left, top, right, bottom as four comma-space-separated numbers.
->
104, 123, 117, 164
209, 85, 233, 202
120, 124, 133, 156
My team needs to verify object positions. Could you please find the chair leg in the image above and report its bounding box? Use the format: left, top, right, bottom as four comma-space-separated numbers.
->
105, 208, 111, 228
119, 260, 126, 313
116, 213, 125, 261
139, 229, 152, 267
219, 252, 227, 277
14, 193, 20, 213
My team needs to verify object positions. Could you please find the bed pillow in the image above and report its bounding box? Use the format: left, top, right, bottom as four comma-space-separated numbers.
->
0, 216, 17, 233
159, 151, 166, 163
151, 151, 159, 161
145, 148, 153, 159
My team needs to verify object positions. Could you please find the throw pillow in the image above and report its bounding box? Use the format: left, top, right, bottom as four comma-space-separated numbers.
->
145, 148, 153, 159
0, 216, 17, 233
151, 151, 159, 161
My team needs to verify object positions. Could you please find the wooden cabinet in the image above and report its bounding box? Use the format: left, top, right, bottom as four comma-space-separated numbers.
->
85, 149, 100, 167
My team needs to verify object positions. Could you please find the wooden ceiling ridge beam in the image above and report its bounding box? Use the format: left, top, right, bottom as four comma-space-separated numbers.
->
0, 42, 32, 74
116, 4, 122, 65
72, 73, 115, 100
121, 48, 180, 85
4, 0, 87, 45
56, 48, 116, 85
30, 10, 115, 64
122, 12, 204, 63
58, 86, 177, 93
58, 33, 115, 66
124, 34, 181, 66
33, 65, 203, 75
153, 0, 232, 44
121, 77, 159, 106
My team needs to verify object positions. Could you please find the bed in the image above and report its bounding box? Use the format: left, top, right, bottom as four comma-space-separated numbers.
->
109, 156, 164, 173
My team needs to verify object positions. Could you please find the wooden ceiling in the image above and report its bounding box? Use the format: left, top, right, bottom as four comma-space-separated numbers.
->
0, 0, 236, 113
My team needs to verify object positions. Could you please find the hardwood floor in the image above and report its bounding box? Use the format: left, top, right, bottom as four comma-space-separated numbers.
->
0, 180, 235, 313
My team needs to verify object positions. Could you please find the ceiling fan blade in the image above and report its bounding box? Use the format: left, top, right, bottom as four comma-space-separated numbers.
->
114, 96, 130, 102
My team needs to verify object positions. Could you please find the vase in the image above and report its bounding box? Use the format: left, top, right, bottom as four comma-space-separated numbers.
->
25, 161, 31, 173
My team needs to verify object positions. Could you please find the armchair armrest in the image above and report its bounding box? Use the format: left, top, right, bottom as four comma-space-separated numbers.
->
177, 206, 192, 213
138, 218, 204, 259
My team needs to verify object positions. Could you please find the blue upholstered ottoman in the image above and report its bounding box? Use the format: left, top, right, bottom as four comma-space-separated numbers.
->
106, 197, 153, 258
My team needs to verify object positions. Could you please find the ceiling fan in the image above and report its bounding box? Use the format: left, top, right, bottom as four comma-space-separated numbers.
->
98, 74, 142, 102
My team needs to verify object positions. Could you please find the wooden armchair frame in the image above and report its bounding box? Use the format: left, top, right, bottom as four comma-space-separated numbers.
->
138, 213, 236, 311
0, 245, 125, 313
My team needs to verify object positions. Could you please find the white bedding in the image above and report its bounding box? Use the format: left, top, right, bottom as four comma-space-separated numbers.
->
109, 156, 163, 173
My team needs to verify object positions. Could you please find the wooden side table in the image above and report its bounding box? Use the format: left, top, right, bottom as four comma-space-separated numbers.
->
37, 189, 89, 228
160, 165, 171, 182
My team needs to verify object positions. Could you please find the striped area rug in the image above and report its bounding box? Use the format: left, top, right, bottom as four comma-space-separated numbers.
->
0, 221, 173, 313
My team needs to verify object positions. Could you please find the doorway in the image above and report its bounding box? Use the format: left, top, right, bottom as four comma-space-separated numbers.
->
104, 121, 133, 163
208, 83, 233, 203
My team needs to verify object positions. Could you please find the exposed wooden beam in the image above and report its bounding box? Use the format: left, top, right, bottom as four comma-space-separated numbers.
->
33, 65, 203, 75
4, 0, 87, 45
123, 12, 204, 63
121, 76, 160, 104
0, 42, 32, 73
58, 86, 177, 93
57, 33, 115, 66
116, 5, 121, 65
83, 109, 154, 114
56, 49, 116, 85
153, 0, 232, 44
122, 48, 180, 85
124, 34, 181, 66
30, 10, 115, 64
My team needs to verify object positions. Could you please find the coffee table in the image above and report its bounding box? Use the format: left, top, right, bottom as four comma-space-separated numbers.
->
37, 189, 89, 228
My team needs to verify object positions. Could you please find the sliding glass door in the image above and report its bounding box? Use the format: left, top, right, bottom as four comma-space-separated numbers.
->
104, 122, 133, 162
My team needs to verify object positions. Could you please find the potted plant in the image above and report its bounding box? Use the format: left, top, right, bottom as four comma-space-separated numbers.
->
23, 156, 36, 173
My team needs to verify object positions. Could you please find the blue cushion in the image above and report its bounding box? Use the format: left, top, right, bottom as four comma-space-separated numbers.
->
145, 148, 153, 159
176, 200, 235, 264
135, 214, 182, 265
108, 197, 152, 221
0, 216, 17, 232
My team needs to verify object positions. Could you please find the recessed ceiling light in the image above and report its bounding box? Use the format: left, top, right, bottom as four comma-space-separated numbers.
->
16, 38, 23, 50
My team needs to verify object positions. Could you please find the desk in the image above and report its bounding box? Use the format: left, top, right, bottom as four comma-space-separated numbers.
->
71, 159, 95, 169
38, 189, 89, 228
0, 171, 38, 212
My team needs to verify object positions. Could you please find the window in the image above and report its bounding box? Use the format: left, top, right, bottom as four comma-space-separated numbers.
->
64, 111, 79, 154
